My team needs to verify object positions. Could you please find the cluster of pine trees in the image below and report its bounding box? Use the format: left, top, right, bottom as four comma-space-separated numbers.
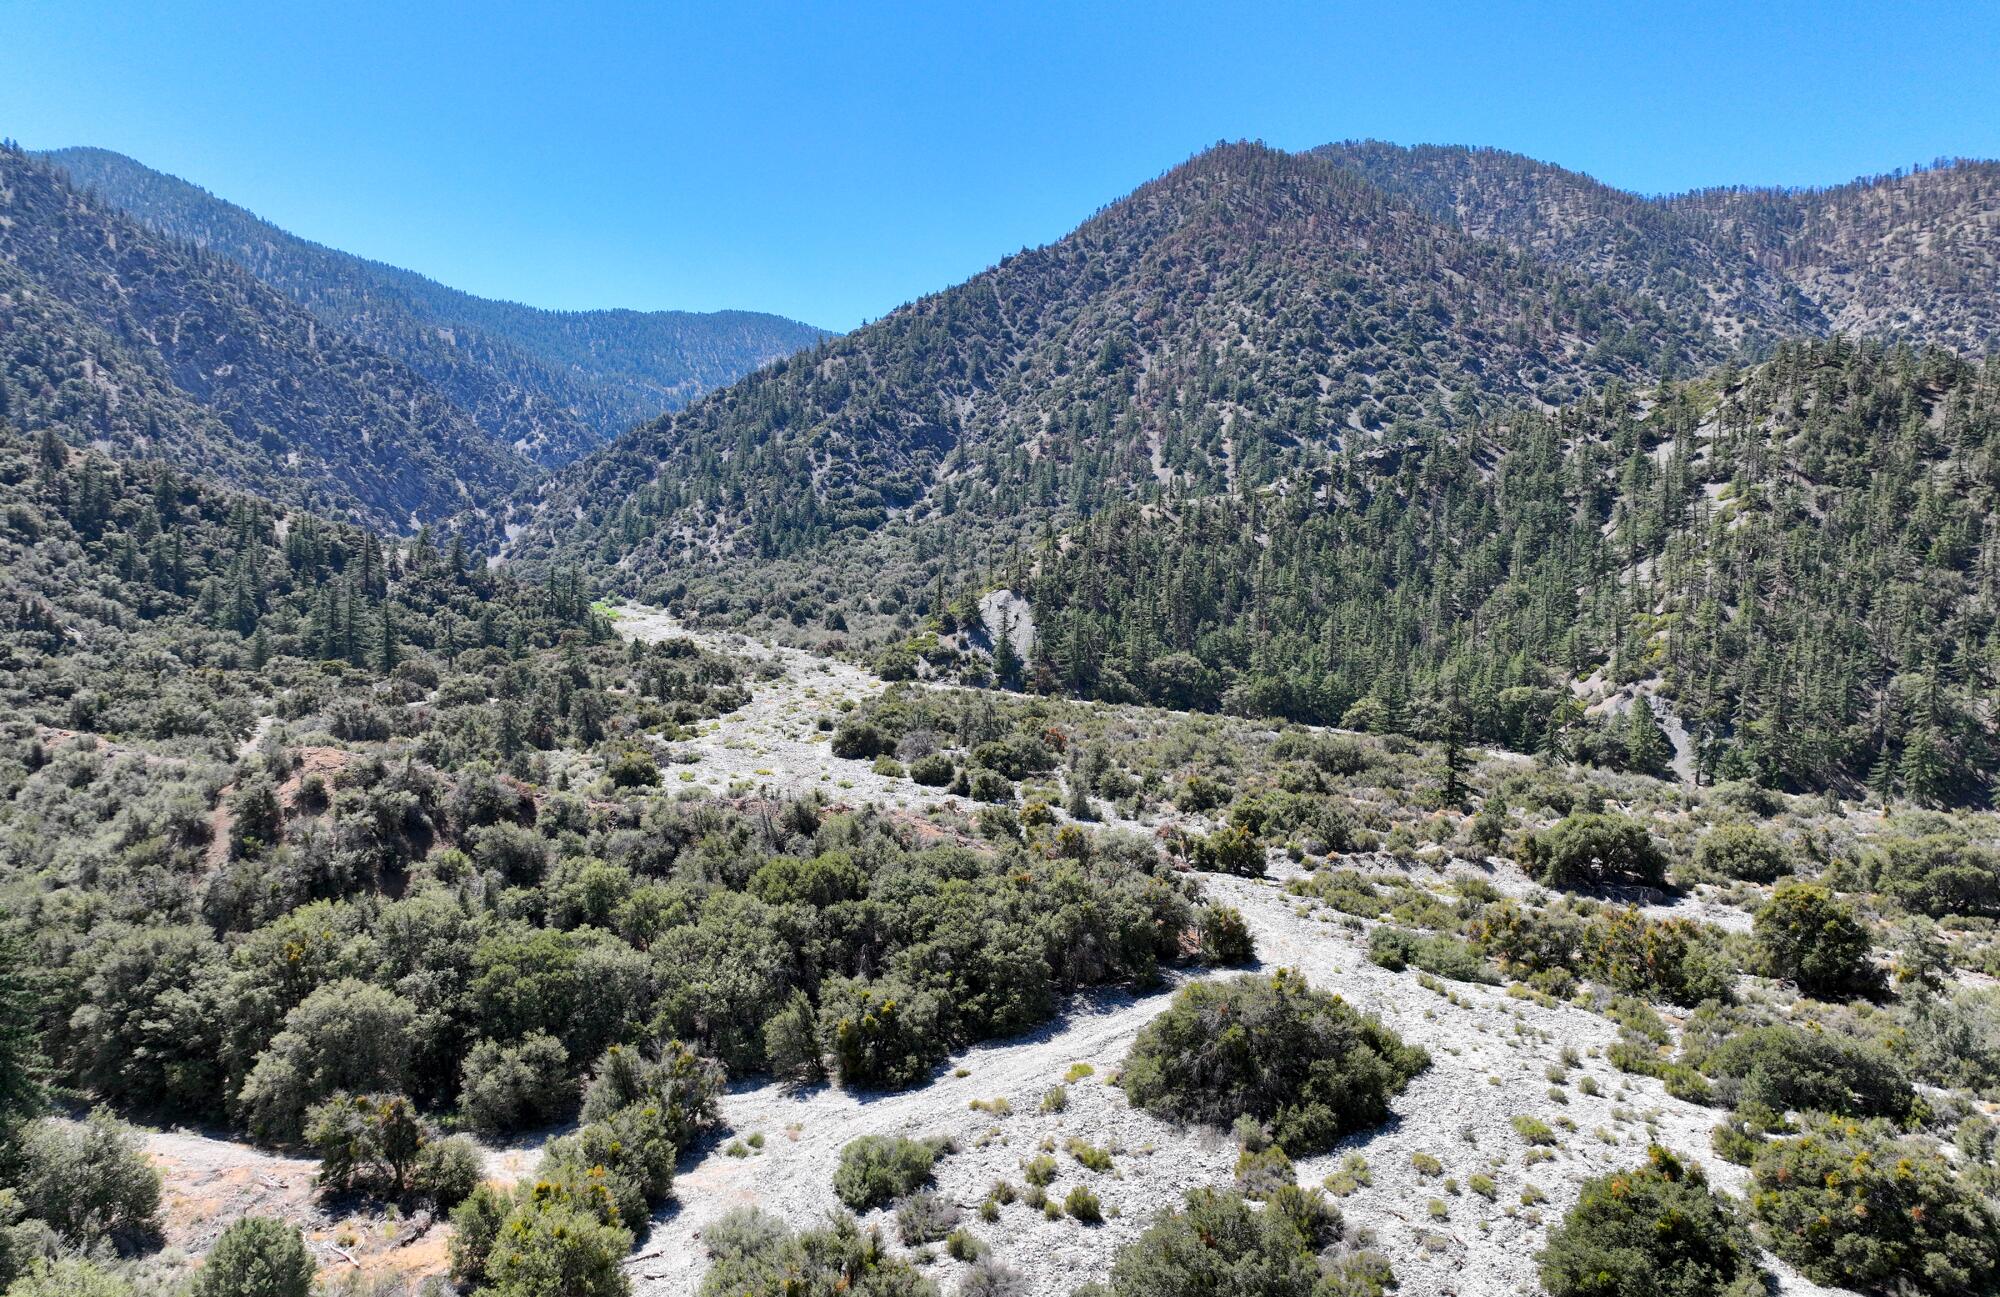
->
1, 418, 604, 753
1011, 341, 1997, 803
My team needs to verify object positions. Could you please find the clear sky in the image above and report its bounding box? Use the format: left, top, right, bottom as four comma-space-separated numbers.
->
5, 0, 1996, 330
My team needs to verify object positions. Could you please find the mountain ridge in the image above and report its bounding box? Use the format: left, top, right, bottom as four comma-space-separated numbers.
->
0, 143, 526, 532
1316, 140, 2000, 353
515, 140, 1756, 572
43, 146, 831, 463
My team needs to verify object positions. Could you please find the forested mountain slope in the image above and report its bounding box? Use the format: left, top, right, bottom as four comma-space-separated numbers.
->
46, 146, 831, 463
1315, 142, 2000, 357
0, 411, 607, 768
513, 152, 1998, 803
1309, 141, 1822, 346
1666, 159, 2000, 353
1014, 340, 2000, 803
516, 141, 1766, 573
0, 144, 524, 531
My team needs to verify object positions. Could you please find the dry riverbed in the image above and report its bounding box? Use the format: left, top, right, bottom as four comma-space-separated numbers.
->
137, 609, 1853, 1297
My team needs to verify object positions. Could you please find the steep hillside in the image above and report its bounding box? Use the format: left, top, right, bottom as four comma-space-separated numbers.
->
1311, 140, 1822, 346
45, 146, 831, 461
513, 142, 2000, 804
519, 141, 1753, 573
0, 144, 524, 531
1666, 159, 2000, 353
1312, 143, 2000, 359
0, 417, 601, 751
1009, 339, 2000, 803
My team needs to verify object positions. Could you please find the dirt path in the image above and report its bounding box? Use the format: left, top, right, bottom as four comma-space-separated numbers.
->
614, 604, 936, 810
143, 1126, 453, 1285
203, 714, 279, 873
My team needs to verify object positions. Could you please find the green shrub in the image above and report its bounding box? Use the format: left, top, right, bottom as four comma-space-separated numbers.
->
696, 1208, 933, 1297
1750, 1118, 1998, 1295
1540, 1146, 1762, 1297
1234, 1143, 1295, 1198
830, 722, 892, 760
1367, 925, 1494, 983
13, 1111, 161, 1248
1189, 824, 1264, 877
1590, 907, 1733, 1005
1662, 1066, 1714, 1104
1177, 772, 1230, 813
1122, 970, 1429, 1155
1197, 904, 1256, 966
1475, 900, 1728, 1006
907, 753, 955, 786
1064, 1184, 1104, 1224
1518, 813, 1668, 890
191, 1216, 316, 1297
1103, 1185, 1394, 1297
762, 989, 827, 1086
833, 1134, 942, 1211
305, 1092, 430, 1200
235, 978, 417, 1141
480, 1199, 632, 1297
1511, 1115, 1557, 1145
1607, 1039, 1713, 1103
819, 976, 948, 1090
961, 766, 1014, 804
5, 1258, 136, 1297
1699, 1025, 1911, 1120
448, 1184, 512, 1287
1752, 882, 1879, 998
874, 646, 919, 682
459, 1032, 573, 1134
413, 1133, 484, 1209
1694, 824, 1789, 883
1709, 1117, 1761, 1166
539, 1101, 681, 1223
1066, 1138, 1113, 1172
578, 1041, 722, 1149
1870, 834, 2000, 917
605, 748, 659, 788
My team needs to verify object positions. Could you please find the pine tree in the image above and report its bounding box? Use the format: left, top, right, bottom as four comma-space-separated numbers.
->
1438, 695, 1472, 805
0, 936, 44, 1165
1625, 699, 1674, 778
1898, 724, 1949, 807
992, 611, 1023, 687
377, 605, 398, 675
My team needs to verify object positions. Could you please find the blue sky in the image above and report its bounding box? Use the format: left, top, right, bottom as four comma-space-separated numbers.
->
5, 1, 1996, 330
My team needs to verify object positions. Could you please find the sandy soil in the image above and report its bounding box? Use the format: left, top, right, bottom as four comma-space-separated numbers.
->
616, 859, 1842, 1297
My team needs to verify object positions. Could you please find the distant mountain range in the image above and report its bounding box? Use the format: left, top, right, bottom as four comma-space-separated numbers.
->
1, 143, 527, 532
43, 147, 829, 470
